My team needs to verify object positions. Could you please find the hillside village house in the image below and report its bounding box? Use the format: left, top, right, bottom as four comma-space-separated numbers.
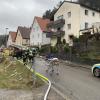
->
30, 16, 50, 48
7, 31, 17, 47
47, 1, 100, 46
15, 26, 30, 46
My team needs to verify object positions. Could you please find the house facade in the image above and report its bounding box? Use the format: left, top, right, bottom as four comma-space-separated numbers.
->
30, 16, 50, 48
7, 31, 17, 47
15, 26, 30, 46
47, 1, 100, 46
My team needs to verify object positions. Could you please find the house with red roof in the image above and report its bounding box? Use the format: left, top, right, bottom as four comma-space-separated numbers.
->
30, 16, 50, 48
7, 31, 17, 47
15, 26, 30, 46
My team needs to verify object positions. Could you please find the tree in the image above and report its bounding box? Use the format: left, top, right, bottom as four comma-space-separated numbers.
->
57, 1, 63, 8
42, 1, 63, 21
0, 35, 8, 46
78, 0, 100, 10
43, 9, 51, 19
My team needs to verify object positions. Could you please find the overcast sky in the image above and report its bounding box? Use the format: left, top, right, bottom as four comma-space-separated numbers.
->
0, 0, 66, 35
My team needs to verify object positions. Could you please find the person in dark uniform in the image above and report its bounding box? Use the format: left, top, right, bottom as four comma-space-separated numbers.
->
22, 50, 28, 65
28, 49, 36, 63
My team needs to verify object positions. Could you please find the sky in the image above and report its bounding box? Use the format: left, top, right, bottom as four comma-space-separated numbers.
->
0, 0, 65, 35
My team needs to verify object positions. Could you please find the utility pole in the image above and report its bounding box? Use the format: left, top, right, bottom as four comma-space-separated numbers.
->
5, 28, 8, 47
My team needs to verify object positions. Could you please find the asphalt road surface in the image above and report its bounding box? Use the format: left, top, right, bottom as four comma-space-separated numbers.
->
33, 57, 100, 100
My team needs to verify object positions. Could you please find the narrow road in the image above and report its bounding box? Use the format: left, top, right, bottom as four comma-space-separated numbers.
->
34, 57, 100, 100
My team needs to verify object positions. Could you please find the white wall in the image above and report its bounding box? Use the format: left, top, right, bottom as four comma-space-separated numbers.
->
54, 2, 80, 43
54, 2, 100, 43
15, 30, 23, 46
80, 6, 100, 30
30, 19, 42, 46
42, 32, 50, 45
30, 18, 50, 47
7, 35, 12, 46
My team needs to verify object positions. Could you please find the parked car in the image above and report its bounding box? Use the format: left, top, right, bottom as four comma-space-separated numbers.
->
92, 64, 100, 77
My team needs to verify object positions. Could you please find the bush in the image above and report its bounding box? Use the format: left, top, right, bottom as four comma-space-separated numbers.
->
39, 46, 50, 54
51, 46, 58, 53
64, 45, 69, 53
39, 47, 45, 53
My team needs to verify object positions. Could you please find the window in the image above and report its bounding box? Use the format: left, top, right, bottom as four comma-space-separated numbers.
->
68, 12, 71, 18
68, 24, 71, 30
57, 15, 63, 20
85, 10, 88, 15
92, 12, 95, 16
85, 22, 88, 29
36, 26, 38, 31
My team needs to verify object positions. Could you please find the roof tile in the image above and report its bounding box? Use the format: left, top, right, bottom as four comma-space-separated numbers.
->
18, 26, 30, 39
9, 31, 17, 42
35, 16, 50, 32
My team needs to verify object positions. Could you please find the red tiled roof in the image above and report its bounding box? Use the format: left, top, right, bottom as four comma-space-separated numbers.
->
18, 26, 30, 39
35, 16, 50, 32
9, 31, 17, 42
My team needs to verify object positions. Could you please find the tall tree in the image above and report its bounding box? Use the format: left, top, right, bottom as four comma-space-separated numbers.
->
43, 9, 51, 19
42, 1, 63, 21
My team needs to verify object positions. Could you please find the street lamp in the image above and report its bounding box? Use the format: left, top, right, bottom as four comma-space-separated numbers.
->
5, 28, 8, 47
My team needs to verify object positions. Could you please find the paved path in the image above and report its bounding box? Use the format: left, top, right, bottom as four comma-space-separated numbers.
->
34, 57, 100, 100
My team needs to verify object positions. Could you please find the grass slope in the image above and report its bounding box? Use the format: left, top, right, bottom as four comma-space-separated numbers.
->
0, 57, 44, 90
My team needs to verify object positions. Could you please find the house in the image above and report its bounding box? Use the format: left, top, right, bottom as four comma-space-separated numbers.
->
30, 16, 50, 48
47, 1, 100, 46
15, 26, 30, 46
7, 31, 17, 47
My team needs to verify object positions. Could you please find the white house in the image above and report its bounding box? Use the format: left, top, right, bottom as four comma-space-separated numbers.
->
7, 31, 17, 47
47, 1, 100, 46
30, 16, 50, 48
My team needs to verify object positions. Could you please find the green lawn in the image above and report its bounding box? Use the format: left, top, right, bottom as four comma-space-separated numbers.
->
0, 57, 44, 90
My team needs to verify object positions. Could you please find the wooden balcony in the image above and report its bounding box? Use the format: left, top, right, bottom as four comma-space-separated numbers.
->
47, 19, 65, 29
46, 30, 65, 38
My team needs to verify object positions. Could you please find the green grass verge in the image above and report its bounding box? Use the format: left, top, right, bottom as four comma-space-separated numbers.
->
0, 57, 44, 90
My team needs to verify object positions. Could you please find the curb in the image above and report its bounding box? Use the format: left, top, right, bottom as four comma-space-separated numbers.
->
38, 56, 92, 70
60, 60, 91, 70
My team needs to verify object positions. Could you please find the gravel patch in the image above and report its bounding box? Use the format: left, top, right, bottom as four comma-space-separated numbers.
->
0, 84, 69, 100
47, 89, 66, 100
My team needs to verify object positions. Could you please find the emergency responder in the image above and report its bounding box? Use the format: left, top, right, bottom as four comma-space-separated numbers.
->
22, 50, 28, 65
28, 49, 36, 63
